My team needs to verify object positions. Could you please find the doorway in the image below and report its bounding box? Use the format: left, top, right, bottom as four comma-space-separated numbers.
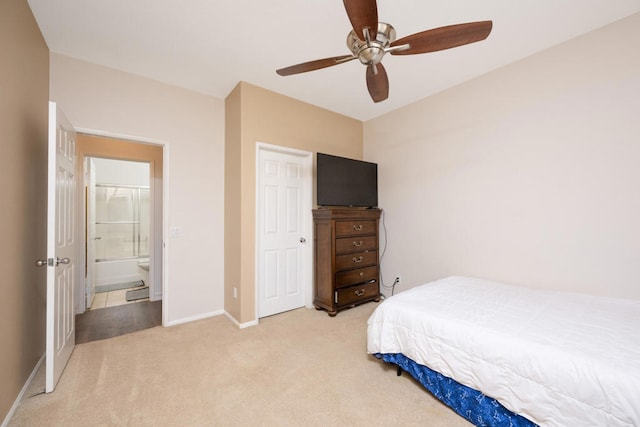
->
75, 133, 164, 341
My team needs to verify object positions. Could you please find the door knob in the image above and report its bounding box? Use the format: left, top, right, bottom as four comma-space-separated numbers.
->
35, 257, 71, 267
299, 237, 306, 243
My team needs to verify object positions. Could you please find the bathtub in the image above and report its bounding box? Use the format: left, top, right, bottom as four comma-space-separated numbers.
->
95, 258, 147, 287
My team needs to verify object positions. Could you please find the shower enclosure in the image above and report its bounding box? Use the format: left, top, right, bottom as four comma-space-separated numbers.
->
94, 183, 150, 289
95, 184, 149, 260
88, 155, 151, 292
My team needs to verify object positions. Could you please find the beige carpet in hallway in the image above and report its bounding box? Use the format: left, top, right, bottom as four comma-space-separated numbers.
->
10, 303, 470, 426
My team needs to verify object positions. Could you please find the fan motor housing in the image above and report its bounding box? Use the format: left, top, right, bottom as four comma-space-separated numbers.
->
347, 22, 396, 65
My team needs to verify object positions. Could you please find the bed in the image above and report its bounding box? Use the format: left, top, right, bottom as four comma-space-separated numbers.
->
367, 276, 640, 426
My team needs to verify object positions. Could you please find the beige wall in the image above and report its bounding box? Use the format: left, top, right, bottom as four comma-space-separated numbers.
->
0, 0, 49, 421
224, 86, 243, 321
365, 13, 640, 299
225, 83, 363, 323
50, 54, 226, 324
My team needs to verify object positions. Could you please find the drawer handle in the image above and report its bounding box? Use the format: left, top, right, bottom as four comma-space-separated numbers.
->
353, 240, 363, 247
353, 224, 363, 231
355, 289, 366, 297
352, 256, 364, 264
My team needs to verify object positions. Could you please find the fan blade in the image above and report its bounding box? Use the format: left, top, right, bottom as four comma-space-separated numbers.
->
366, 63, 389, 103
276, 55, 355, 76
343, 0, 378, 41
390, 21, 493, 55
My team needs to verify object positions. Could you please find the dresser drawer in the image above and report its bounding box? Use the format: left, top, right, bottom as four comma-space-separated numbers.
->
313, 208, 381, 316
335, 220, 377, 237
335, 235, 377, 254
335, 266, 377, 288
335, 251, 378, 271
336, 281, 378, 306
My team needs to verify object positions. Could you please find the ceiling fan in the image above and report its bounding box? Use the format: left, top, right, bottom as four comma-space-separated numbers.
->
276, 0, 493, 103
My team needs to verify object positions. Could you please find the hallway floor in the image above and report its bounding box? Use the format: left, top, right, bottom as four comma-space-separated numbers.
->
75, 300, 162, 344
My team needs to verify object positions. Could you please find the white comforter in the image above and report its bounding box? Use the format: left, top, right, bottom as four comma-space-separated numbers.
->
367, 276, 640, 426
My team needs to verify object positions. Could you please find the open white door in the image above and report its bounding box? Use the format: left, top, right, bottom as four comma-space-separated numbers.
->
45, 102, 77, 392
85, 158, 96, 309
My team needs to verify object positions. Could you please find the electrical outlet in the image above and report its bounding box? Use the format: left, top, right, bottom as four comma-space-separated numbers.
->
169, 226, 182, 238
395, 276, 401, 285
233, 287, 238, 299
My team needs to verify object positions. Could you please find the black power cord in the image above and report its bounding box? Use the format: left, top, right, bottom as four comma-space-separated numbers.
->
378, 209, 399, 297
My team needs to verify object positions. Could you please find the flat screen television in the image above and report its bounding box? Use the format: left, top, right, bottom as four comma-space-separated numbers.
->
316, 153, 378, 208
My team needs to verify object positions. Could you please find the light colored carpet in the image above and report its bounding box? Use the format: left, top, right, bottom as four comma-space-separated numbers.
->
10, 303, 471, 426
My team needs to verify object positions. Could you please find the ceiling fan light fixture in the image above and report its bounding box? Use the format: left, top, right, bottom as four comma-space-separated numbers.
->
347, 22, 396, 65
276, 0, 493, 103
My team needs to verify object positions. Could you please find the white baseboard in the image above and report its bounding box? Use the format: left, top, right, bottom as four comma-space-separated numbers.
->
165, 309, 225, 327
159, 309, 259, 329
1, 353, 45, 427
224, 311, 258, 329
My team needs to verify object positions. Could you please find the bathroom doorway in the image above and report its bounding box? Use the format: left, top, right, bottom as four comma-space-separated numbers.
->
87, 157, 151, 309
74, 133, 164, 341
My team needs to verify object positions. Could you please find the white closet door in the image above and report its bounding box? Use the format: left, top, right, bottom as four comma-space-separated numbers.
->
257, 145, 311, 318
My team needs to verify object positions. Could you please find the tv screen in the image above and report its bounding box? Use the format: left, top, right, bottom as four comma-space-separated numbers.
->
317, 153, 378, 208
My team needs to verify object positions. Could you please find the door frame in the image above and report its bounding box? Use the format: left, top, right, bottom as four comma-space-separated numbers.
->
74, 128, 170, 327
255, 142, 313, 322
85, 157, 96, 309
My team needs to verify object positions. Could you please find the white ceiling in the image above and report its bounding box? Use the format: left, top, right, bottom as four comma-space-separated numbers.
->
28, 0, 640, 121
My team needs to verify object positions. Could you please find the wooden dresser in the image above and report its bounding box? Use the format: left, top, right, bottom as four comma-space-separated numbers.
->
312, 208, 381, 316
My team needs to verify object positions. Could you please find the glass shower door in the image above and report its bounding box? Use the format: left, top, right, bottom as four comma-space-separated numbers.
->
94, 185, 149, 261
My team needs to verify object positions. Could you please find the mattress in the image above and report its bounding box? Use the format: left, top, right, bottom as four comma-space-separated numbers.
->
367, 276, 640, 426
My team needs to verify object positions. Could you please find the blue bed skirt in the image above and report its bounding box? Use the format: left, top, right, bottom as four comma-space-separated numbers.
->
374, 353, 538, 427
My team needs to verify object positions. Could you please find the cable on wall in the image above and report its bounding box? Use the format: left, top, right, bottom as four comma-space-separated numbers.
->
378, 208, 399, 297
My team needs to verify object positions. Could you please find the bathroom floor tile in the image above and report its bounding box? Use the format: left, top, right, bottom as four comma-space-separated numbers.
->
91, 284, 148, 310
105, 289, 130, 307
90, 292, 108, 310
